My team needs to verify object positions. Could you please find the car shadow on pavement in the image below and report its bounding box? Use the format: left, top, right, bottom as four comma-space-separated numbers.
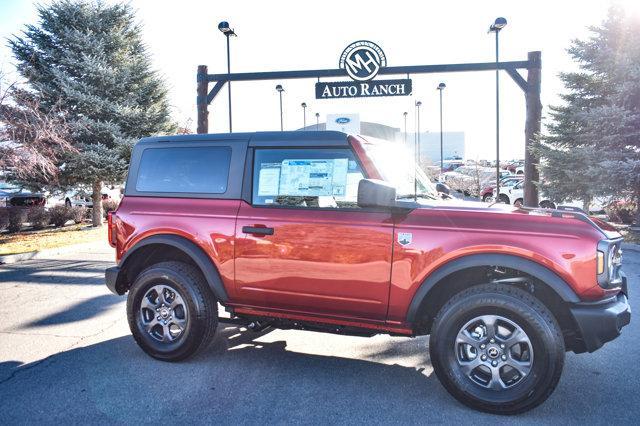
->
0, 325, 461, 424
22, 294, 122, 328
0, 259, 113, 286
1, 319, 639, 424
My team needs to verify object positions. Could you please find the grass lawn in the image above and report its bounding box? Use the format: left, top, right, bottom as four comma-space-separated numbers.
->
0, 223, 107, 255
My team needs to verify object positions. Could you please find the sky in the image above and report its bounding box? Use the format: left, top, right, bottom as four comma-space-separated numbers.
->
1, 0, 638, 161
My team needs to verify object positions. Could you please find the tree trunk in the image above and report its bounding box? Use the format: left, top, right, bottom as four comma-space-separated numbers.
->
91, 180, 103, 227
582, 195, 592, 214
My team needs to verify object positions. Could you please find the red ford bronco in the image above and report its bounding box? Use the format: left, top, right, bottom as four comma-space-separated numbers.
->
106, 131, 630, 414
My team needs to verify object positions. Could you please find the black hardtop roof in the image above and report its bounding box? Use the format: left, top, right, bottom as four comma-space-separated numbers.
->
137, 131, 350, 147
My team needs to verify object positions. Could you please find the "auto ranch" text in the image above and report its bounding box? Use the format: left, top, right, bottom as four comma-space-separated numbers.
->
315, 79, 412, 99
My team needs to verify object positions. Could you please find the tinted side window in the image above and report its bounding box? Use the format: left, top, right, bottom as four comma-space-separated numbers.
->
253, 148, 364, 208
136, 146, 231, 194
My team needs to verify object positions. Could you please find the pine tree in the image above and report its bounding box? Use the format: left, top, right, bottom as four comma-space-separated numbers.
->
536, 7, 640, 222
9, 0, 175, 226
578, 10, 640, 224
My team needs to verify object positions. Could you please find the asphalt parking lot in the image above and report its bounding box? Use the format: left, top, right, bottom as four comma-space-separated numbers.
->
0, 241, 638, 424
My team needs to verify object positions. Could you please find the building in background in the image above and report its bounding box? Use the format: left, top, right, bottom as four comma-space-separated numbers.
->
403, 132, 466, 162
299, 114, 465, 162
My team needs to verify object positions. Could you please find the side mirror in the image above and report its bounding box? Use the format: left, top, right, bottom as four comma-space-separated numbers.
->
357, 179, 396, 208
435, 182, 450, 195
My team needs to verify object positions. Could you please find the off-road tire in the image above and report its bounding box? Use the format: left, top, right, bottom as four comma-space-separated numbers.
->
127, 261, 218, 361
429, 283, 564, 414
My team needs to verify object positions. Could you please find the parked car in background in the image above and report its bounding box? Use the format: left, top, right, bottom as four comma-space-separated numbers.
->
494, 181, 606, 212
480, 175, 523, 202
441, 159, 464, 172
49, 184, 123, 208
0, 181, 46, 207
503, 160, 524, 174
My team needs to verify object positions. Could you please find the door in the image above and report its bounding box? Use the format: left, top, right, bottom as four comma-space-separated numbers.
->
234, 147, 394, 321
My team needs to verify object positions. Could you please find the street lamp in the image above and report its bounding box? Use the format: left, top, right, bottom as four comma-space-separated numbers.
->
489, 17, 507, 200
315, 112, 320, 130
437, 82, 446, 174
218, 21, 236, 133
415, 100, 422, 200
301, 102, 307, 129
403, 111, 408, 145
276, 84, 285, 131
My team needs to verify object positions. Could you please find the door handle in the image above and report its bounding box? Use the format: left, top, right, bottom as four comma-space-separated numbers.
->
242, 226, 274, 236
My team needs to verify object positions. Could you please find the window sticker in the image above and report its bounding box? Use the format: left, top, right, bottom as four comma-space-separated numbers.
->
258, 163, 281, 196
278, 159, 348, 197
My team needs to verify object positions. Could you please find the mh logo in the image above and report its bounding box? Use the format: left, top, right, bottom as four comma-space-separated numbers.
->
339, 41, 386, 82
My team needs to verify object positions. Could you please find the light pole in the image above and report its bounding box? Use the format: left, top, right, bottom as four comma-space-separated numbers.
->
276, 84, 284, 131
437, 82, 446, 174
218, 21, 236, 133
489, 17, 507, 200
415, 100, 422, 200
301, 102, 307, 129
403, 111, 408, 145
315, 112, 320, 130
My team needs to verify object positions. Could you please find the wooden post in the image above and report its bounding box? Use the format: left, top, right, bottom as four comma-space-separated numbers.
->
524, 51, 541, 207
197, 65, 209, 134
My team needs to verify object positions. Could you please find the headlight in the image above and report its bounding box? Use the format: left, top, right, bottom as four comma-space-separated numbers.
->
597, 239, 623, 288
0, 196, 8, 207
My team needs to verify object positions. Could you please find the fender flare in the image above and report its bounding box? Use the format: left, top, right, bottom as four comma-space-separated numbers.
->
405, 253, 581, 323
118, 234, 229, 302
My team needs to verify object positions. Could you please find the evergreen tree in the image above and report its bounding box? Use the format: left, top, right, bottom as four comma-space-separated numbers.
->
578, 10, 640, 224
9, 0, 175, 226
536, 7, 640, 222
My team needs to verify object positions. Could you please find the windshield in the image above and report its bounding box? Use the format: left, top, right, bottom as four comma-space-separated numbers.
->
359, 137, 439, 199
0, 181, 20, 191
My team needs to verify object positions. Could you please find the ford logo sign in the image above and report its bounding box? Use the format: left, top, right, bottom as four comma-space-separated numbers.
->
336, 117, 351, 124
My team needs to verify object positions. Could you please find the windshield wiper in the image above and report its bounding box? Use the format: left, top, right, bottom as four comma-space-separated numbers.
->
396, 193, 437, 200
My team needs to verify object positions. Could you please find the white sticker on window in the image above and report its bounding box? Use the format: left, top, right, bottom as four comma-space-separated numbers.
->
258, 164, 281, 196
278, 159, 348, 197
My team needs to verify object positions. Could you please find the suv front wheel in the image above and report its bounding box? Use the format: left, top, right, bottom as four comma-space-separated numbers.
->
126, 261, 218, 361
429, 283, 564, 414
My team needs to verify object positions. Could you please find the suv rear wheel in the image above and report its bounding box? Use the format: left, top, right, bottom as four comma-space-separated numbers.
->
429, 283, 564, 414
126, 261, 218, 361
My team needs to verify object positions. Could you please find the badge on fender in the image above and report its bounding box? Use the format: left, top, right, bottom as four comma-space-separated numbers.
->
397, 232, 412, 246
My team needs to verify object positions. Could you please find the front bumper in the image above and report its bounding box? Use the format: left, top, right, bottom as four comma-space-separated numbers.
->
569, 275, 630, 353
105, 266, 121, 295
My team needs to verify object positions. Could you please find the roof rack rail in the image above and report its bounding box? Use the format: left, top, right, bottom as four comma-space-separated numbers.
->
556, 205, 586, 214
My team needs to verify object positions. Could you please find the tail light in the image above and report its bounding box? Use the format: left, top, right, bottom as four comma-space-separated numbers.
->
107, 211, 117, 247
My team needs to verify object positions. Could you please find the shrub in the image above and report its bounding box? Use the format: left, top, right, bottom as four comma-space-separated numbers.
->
70, 206, 88, 224
7, 208, 28, 233
49, 205, 73, 227
102, 199, 120, 219
605, 200, 637, 225
27, 206, 51, 230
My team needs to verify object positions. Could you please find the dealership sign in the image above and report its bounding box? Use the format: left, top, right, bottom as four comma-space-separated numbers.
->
315, 41, 412, 99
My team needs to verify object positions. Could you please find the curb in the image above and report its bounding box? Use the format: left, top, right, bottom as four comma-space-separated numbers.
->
0, 239, 105, 264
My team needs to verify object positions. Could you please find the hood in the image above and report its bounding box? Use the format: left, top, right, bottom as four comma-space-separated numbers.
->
415, 198, 621, 240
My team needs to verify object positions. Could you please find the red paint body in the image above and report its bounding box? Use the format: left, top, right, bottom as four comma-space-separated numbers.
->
110, 135, 618, 335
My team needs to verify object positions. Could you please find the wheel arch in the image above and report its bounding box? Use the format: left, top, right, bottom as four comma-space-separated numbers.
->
406, 253, 581, 326
114, 234, 228, 302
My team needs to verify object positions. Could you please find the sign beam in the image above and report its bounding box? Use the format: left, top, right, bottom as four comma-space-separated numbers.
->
205, 60, 530, 85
